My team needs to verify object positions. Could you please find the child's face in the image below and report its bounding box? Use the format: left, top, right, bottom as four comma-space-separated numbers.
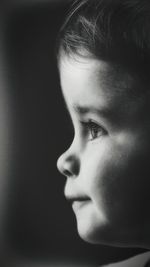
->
57, 54, 150, 248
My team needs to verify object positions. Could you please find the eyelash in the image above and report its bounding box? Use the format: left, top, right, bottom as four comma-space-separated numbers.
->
80, 120, 107, 141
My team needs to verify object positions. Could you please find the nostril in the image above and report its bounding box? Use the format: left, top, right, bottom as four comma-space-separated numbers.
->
57, 154, 71, 176
61, 158, 80, 178
58, 160, 75, 177
57, 151, 80, 178
63, 168, 72, 177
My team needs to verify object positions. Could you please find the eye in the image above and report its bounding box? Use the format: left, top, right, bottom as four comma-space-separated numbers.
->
80, 120, 107, 141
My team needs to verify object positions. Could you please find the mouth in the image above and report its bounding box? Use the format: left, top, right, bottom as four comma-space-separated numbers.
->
66, 196, 90, 203
66, 196, 91, 211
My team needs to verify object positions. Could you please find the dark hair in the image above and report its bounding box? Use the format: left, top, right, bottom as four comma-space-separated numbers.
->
57, 0, 150, 82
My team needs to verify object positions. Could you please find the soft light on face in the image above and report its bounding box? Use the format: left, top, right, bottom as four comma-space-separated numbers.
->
57, 54, 150, 248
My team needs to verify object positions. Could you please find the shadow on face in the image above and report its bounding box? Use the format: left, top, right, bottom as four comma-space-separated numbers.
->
1, 1, 148, 266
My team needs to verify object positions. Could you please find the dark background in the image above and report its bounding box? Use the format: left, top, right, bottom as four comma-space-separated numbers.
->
1, 0, 145, 265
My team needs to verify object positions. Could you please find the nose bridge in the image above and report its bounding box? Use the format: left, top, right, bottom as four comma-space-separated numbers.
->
57, 140, 80, 177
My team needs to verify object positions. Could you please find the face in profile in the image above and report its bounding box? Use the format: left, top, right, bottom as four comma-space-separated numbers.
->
57, 54, 150, 248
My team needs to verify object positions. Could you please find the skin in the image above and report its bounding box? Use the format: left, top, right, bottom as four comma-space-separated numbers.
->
57, 54, 150, 248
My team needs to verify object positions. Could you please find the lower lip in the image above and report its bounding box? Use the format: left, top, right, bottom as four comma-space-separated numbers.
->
72, 200, 90, 211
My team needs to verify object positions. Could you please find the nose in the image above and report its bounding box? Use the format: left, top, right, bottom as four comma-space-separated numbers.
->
57, 147, 80, 178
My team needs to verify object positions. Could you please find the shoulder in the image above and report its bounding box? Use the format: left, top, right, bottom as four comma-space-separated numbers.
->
100, 251, 150, 267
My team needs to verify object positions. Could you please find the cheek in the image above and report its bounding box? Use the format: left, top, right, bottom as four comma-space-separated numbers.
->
81, 140, 150, 220
81, 142, 121, 203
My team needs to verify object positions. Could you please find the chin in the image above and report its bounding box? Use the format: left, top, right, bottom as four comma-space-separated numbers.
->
76, 218, 144, 248
77, 227, 135, 247
76, 215, 109, 244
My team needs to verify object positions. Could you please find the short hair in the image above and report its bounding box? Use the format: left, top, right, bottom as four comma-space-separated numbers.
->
57, 0, 150, 88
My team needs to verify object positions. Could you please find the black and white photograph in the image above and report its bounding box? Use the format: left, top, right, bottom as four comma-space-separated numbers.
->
0, 0, 150, 266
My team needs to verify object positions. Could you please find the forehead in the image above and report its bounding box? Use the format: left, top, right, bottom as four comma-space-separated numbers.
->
59, 54, 138, 106
59, 54, 150, 127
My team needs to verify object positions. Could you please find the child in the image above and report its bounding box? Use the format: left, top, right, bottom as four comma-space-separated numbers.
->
56, 0, 150, 265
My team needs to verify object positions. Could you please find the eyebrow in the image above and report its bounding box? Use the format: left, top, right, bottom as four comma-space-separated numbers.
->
62, 92, 115, 121
63, 98, 123, 128
73, 104, 112, 118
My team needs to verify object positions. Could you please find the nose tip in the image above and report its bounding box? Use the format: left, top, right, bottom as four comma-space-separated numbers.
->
56, 154, 63, 174
57, 153, 71, 177
57, 151, 80, 178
